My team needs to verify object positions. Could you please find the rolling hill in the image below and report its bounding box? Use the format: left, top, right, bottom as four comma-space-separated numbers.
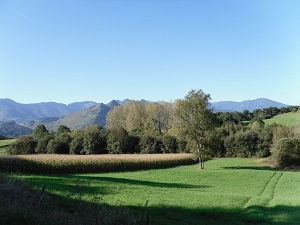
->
0, 98, 97, 123
264, 111, 300, 127
23, 103, 116, 131
0, 121, 32, 137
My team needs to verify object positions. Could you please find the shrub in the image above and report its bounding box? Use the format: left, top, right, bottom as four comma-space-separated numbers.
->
32, 124, 49, 140
70, 133, 84, 154
83, 125, 107, 154
275, 138, 300, 168
35, 135, 53, 154
139, 135, 162, 154
107, 127, 131, 154
8, 136, 37, 155
161, 135, 178, 153
46, 133, 71, 154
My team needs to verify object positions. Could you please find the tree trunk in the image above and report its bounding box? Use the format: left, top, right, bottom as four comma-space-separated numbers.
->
197, 145, 204, 170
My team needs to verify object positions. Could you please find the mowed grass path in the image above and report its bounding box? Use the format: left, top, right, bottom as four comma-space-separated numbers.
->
18, 158, 300, 225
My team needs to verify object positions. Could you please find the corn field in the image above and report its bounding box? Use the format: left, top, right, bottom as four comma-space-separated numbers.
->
0, 154, 196, 174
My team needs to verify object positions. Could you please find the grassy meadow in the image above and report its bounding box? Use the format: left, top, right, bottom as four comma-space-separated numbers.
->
264, 111, 300, 127
15, 158, 300, 225
0, 139, 15, 155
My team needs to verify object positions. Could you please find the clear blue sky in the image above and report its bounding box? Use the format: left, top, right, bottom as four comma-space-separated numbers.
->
1, 0, 300, 105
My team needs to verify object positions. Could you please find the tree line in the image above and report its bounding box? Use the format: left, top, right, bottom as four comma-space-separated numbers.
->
9, 89, 300, 169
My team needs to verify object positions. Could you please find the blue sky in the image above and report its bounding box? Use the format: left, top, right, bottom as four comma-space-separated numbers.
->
1, 0, 300, 105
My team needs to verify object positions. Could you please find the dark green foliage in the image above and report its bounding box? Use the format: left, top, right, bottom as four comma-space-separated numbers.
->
139, 135, 162, 153
56, 125, 71, 135
275, 138, 300, 168
224, 130, 261, 158
0, 134, 7, 140
47, 133, 71, 154
177, 139, 188, 153
128, 135, 140, 153
83, 125, 107, 154
8, 136, 37, 155
107, 127, 131, 154
70, 132, 84, 154
32, 124, 49, 140
249, 117, 265, 129
161, 135, 178, 153
216, 106, 299, 125
235, 130, 260, 157
35, 134, 53, 154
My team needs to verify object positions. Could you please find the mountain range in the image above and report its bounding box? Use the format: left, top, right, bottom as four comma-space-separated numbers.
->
0, 98, 289, 137
211, 98, 288, 112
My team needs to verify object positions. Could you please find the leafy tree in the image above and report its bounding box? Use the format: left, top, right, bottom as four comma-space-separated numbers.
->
56, 125, 71, 136
139, 135, 162, 154
32, 124, 49, 140
70, 131, 84, 154
175, 89, 217, 169
9, 136, 37, 155
107, 127, 131, 154
275, 138, 300, 168
46, 133, 71, 154
82, 125, 107, 154
35, 134, 53, 154
272, 125, 294, 146
161, 135, 178, 153
106, 105, 126, 130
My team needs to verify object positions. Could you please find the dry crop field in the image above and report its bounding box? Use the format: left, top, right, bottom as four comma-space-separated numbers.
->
0, 153, 196, 174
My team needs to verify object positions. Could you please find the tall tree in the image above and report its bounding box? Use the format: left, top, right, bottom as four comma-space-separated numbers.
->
32, 124, 49, 140
175, 89, 217, 169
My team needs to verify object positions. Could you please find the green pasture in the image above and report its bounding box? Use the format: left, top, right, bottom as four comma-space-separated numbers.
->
0, 139, 15, 154
17, 158, 300, 225
264, 111, 300, 127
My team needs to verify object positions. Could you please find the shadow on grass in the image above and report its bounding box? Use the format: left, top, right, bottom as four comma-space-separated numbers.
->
222, 166, 281, 171
138, 204, 300, 225
75, 176, 210, 189
6, 174, 300, 225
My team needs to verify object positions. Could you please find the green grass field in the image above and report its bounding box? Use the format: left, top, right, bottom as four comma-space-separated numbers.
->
0, 139, 15, 154
264, 111, 300, 127
17, 158, 300, 225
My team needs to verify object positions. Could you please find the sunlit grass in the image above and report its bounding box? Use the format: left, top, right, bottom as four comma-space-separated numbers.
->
0, 139, 16, 154
264, 111, 300, 127
16, 158, 300, 225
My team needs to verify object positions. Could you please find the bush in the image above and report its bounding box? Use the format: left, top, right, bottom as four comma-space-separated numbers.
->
161, 135, 178, 153
83, 125, 107, 154
107, 127, 131, 154
275, 138, 300, 168
35, 135, 53, 154
8, 136, 37, 155
70, 133, 84, 154
139, 135, 162, 154
46, 133, 71, 154
32, 124, 49, 140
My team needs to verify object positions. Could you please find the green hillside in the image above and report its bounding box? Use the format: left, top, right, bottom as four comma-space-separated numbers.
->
264, 111, 300, 127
